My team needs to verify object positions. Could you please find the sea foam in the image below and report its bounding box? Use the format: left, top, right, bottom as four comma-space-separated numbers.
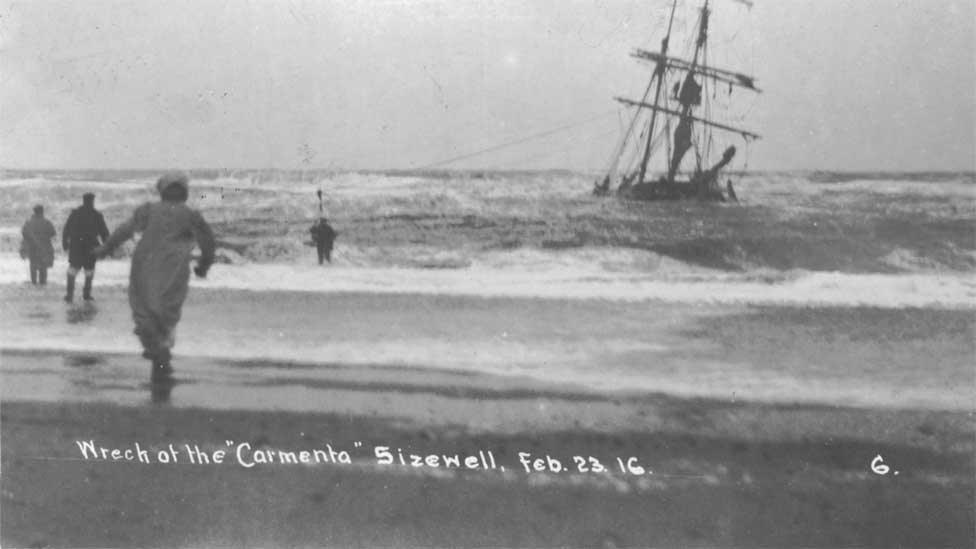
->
0, 252, 971, 309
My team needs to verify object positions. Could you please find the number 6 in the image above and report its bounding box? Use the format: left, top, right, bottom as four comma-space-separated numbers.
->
871, 454, 889, 475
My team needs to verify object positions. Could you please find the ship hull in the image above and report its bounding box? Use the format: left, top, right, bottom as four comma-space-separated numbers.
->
615, 180, 734, 202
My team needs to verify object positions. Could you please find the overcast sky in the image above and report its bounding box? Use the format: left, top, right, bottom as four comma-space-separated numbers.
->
1, 0, 973, 171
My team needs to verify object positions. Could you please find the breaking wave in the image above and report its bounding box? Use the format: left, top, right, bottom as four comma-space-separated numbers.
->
1, 169, 973, 305
0, 252, 973, 309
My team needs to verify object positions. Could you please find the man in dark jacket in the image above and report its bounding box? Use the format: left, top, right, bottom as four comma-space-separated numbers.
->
63, 193, 110, 302
309, 217, 337, 264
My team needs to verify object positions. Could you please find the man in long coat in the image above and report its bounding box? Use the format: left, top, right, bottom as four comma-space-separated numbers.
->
20, 205, 56, 285
95, 172, 215, 381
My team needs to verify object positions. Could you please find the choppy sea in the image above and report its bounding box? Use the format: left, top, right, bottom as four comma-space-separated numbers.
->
1, 169, 973, 308
0, 169, 973, 411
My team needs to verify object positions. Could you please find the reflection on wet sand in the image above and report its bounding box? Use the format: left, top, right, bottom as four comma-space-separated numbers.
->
63, 354, 103, 368
150, 379, 175, 404
66, 302, 98, 324
25, 309, 53, 321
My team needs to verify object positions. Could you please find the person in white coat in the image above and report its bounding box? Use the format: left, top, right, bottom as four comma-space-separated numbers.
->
94, 172, 215, 381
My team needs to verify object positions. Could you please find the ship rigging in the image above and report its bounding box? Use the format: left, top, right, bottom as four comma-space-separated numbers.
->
595, 0, 761, 202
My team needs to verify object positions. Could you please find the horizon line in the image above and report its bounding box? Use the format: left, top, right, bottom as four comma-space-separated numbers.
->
2, 167, 974, 176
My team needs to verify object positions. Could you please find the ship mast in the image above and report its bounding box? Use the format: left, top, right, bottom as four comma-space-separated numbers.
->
619, 0, 761, 187
666, 0, 710, 184
635, 0, 680, 187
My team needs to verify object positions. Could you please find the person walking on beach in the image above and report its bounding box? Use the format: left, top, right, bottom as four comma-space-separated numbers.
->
309, 217, 337, 264
62, 193, 110, 301
20, 205, 56, 285
93, 172, 215, 381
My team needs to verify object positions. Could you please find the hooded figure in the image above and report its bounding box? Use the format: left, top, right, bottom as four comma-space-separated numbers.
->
94, 172, 215, 381
21, 205, 56, 285
63, 192, 110, 301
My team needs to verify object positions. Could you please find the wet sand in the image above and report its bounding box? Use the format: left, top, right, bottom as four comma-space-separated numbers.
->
2, 284, 973, 410
2, 285, 974, 547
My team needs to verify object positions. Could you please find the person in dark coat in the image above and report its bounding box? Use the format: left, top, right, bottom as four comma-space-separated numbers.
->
63, 193, 110, 301
20, 205, 56, 285
94, 172, 215, 382
309, 217, 337, 264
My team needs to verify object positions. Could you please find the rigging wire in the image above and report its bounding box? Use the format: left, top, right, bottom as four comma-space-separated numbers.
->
602, 21, 675, 182
414, 110, 618, 170
663, 84, 673, 176
602, 108, 636, 175
506, 127, 622, 169
702, 25, 713, 166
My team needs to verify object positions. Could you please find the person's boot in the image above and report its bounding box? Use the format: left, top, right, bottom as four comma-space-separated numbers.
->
64, 274, 75, 302
82, 276, 94, 301
39, 268, 47, 285
30, 266, 37, 285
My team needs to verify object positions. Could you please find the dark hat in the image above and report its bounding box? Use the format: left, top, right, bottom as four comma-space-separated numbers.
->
82, 192, 95, 204
33, 204, 43, 214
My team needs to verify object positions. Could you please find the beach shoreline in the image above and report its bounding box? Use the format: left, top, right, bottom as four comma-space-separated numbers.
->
4, 282, 974, 409
2, 268, 974, 546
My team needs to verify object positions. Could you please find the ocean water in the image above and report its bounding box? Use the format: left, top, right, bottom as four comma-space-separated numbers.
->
1, 169, 973, 307
1, 169, 973, 411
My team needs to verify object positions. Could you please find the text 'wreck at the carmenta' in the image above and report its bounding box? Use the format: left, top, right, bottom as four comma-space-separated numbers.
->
594, 0, 761, 202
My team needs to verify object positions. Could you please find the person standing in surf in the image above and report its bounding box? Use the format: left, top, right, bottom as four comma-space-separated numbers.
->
20, 205, 56, 285
309, 217, 337, 264
93, 172, 215, 381
62, 192, 110, 301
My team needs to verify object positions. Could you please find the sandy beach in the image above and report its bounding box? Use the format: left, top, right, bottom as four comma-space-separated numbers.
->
2, 284, 974, 547
3, 377, 973, 547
